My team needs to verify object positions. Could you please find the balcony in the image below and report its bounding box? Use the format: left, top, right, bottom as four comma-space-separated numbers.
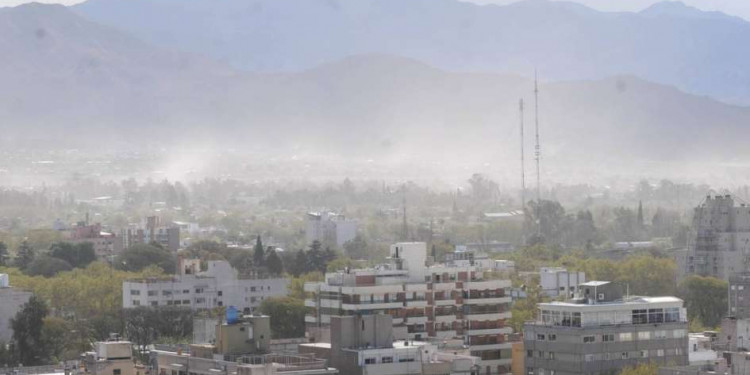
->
405, 299, 428, 308
466, 280, 511, 290
304, 315, 318, 323
463, 297, 512, 305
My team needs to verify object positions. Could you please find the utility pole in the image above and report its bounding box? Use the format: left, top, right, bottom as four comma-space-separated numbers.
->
534, 71, 542, 238
519, 98, 526, 209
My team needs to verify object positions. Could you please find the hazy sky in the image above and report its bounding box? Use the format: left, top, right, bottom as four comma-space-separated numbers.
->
1, 0, 749, 20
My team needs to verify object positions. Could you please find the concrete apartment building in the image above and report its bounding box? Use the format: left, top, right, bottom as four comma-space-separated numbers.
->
523, 281, 688, 375
123, 259, 288, 312
539, 267, 585, 298
306, 212, 357, 248
153, 313, 337, 375
64, 222, 124, 262
682, 195, 750, 281
122, 216, 180, 251
305, 242, 516, 375
300, 314, 481, 375
82, 339, 137, 375
729, 273, 750, 319
0, 274, 32, 343
446, 247, 516, 273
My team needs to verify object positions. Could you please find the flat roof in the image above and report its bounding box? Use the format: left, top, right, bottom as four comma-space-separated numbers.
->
539, 296, 683, 309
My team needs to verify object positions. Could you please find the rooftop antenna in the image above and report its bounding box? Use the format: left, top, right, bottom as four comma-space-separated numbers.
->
402, 185, 408, 241
534, 70, 542, 237
519, 98, 526, 210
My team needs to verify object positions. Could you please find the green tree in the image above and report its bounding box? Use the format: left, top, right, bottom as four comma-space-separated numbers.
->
116, 244, 176, 273
259, 297, 307, 338
620, 363, 658, 375
679, 275, 727, 328
288, 250, 308, 277
253, 236, 265, 267
265, 248, 283, 275
0, 241, 8, 266
41, 317, 72, 362
342, 234, 368, 259
49, 242, 96, 269
25, 256, 73, 277
15, 241, 35, 270
11, 296, 50, 366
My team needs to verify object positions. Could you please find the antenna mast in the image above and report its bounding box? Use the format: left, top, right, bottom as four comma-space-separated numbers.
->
519, 99, 526, 210
534, 71, 542, 237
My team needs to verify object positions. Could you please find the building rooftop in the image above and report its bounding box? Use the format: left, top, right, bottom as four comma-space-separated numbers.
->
579, 281, 610, 287
540, 295, 683, 308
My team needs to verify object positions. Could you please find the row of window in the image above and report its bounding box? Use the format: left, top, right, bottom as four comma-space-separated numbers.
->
533, 329, 686, 343
363, 356, 414, 365
131, 286, 273, 297
528, 348, 684, 361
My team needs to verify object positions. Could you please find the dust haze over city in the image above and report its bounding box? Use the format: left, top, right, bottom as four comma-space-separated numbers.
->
2, 0, 750, 374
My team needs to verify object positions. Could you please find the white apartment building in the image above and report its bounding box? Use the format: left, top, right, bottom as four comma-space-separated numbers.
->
0, 274, 32, 343
524, 281, 689, 375
306, 212, 357, 247
123, 259, 288, 313
305, 242, 516, 375
539, 267, 585, 298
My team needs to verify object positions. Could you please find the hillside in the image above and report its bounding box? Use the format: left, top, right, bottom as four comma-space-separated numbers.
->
73, 0, 750, 105
2, 4, 750, 176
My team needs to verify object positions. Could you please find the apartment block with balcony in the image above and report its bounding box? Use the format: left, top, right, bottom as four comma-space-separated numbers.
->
523, 281, 689, 375
682, 195, 750, 281
123, 259, 288, 312
304, 242, 516, 375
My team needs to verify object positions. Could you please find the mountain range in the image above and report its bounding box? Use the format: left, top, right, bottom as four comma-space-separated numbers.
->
2, 1, 750, 178
72, 0, 750, 105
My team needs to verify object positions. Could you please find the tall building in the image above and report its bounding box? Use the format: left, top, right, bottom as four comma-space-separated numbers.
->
682, 195, 750, 281
0, 274, 32, 343
121, 216, 180, 251
299, 314, 481, 375
306, 212, 357, 248
729, 273, 750, 319
305, 242, 516, 375
65, 222, 124, 262
523, 281, 689, 375
123, 259, 288, 312
539, 267, 585, 298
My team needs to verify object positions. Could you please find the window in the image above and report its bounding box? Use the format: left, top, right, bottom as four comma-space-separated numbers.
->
114, 370, 121, 375
548, 334, 557, 341
648, 308, 664, 323
183, 300, 190, 304
641, 350, 649, 358
657, 349, 665, 357
130, 290, 140, 296
132, 300, 141, 306
218, 291, 223, 296
251, 287, 257, 292
584, 354, 594, 362
162, 290, 172, 296
398, 357, 415, 363
638, 331, 651, 340
195, 288, 204, 294
583, 335, 595, 343
527, 350, 533, 358
619, 333, 633, 341
148, 291, 158, 296
665, 308, 680, 323
621, 352, 629, 359
632, 309, 648, 324
166, 301, 173, 305
150, 301, 158, 306
382, 357, 393, 363
537, 334, 545, 341
654, 330, 667, 339
602, 334, 614, 342
183, 289, 190, 294
364, 357, 376, 364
